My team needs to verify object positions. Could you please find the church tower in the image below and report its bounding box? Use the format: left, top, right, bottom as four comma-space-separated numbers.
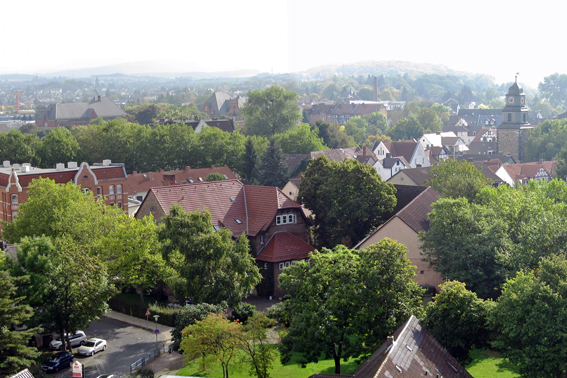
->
497, 74, 533, 161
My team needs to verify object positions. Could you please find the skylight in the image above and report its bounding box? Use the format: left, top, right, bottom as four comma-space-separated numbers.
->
198, 177, 203, 181
235, 219, 242, 224
230, 197, 236, 202
188, 178, 194, 183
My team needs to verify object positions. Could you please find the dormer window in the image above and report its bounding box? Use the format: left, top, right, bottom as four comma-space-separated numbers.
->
276, 214, 297, 225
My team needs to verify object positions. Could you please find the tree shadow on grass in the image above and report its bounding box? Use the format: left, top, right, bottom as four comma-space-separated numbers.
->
466, 349, 520, 377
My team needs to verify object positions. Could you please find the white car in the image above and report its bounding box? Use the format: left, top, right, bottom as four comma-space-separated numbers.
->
77, 338, 107, 356
49, 331, 87, 350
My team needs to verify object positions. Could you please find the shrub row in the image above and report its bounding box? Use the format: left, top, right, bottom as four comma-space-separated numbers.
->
107, 294, 179, 327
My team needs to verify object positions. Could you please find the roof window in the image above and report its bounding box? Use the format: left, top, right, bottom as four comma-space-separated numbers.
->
235, 219, 242, 224
230, 197, 236, 202
188, 178, 194, 183
198, 177, 203, 182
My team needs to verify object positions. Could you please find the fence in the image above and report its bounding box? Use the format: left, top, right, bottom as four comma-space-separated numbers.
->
130, 343, 167, 374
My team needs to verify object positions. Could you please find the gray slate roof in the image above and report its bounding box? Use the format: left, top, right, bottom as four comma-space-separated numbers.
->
45, 96, 126, 121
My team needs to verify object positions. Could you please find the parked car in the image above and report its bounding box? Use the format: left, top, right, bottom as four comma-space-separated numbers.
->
49, 331, 87, 350
42, 351, 74, 373
78, 338, 107, 356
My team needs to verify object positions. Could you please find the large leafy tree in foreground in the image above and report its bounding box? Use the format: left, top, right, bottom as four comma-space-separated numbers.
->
0, 270, 41, 376
159, 205, 261, 306
423, 281, 490, 364
279, 240, 423, 374
12, 236, 115, 352
242, 86, 301, 136
489, 255, 567, 378
299, 156, 396, 248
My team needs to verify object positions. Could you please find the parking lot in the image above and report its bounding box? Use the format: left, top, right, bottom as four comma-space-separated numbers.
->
47, 316, 170, 378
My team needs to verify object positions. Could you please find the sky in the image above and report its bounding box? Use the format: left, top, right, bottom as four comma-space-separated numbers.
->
3, 0, 564, 88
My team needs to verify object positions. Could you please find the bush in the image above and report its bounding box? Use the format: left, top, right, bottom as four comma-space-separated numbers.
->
148, 303, 179, 327
172, 302, 228, 352
107, 293, 179, 327
267, 301, 291, 327
135, 366, 154, 378
229, 302, 256, 324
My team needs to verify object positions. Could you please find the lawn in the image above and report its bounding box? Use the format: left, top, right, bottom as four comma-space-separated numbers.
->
466, 349, 520, 378
177, 351, 359, 378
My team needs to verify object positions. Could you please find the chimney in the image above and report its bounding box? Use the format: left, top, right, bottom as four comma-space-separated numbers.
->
185, 166, 191, 171
56, 163, 65, 171
163, 173, 176, 186
363, 146, 367, 161
373, 76, 378, 102
102, 159, 111, 166
98, 95, 102, 101
3, 161, 10, 168
13, 164, 21, 170
133, 171, 137, 175
211, 165, 216, 169
21, 164, 31, 173
67, 162, 77, 169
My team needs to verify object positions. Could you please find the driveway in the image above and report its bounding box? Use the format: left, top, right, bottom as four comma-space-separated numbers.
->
49, 316, 169, 378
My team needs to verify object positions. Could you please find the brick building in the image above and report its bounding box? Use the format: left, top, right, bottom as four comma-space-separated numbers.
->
135, 179, 311, 297
36, 95, 126, 128
0, 160, 128, 221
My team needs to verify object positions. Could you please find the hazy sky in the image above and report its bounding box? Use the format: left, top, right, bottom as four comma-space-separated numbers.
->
3, 0, 564, 87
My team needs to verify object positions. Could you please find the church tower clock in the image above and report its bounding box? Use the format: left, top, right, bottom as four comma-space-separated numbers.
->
498, 74, 533, 161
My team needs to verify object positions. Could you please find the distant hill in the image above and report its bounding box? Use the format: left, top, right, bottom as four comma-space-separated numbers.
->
302, 60, 486, 80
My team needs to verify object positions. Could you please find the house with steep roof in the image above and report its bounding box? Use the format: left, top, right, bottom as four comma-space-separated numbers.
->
356, 187, 443, 290
0, 159, 128, 221
374, 156, 410, 181
373, 141, 431, 169
256, 231, 315, 298
495, 160, 557, 185
201, 92, 246, 119
458, 108, 502, 127
388, 163, 505, 187
309, 315, 473, 378
36, 95, 126, 127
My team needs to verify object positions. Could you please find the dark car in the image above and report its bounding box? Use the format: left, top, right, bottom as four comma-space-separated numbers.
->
42, 351, 74, 373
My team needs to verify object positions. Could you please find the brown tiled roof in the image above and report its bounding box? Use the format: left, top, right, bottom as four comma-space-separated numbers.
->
396, 187, 440, 233
89, 166, 127, 180
15, 171, 77, 187
148, 180, 301, 237
502, 160, 557, 181
256, 232, 315, 262
128, 166, 237, 194
382, 141, 417, 162
390, 166, 433, 186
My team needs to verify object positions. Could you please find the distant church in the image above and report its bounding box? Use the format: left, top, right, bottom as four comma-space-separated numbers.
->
497, 75, 534, 161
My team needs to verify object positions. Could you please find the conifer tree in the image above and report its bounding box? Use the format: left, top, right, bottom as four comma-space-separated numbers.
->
256, 139, 288, 188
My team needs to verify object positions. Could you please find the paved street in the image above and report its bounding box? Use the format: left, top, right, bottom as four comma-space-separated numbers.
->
49, 315, 171, 378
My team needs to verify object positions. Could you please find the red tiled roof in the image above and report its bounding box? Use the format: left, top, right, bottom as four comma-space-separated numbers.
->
382, 141, 417, 162
128, 166, 237, 194
89, 166, 127, 180
15, 171, 77, 187
256, 232, 315, 262
148, 180, 302, 236
502, 161, 557, 181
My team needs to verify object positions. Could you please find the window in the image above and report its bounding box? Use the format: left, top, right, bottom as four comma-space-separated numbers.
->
235, 219, 242, 224
213, 225, 220, 232
285, 262, 291, 267
117, 202, 122, 208
279, 263, 284, 270
83, 175, 88, 179
82, 188, 90, 192
136, 195, 143, 201
198, 177, 203, 182
420, 270, 424, 274
523, 113, 526, 122
189, 178, 194, 183
230, 197, 236, 202
97, 187, 102, 196
109, 185, 115, 195
508, 113, 512, 122
117, 184, 122, 194
264, 263, 268, 269
110, 202, 115, 206
276, 214, 296, 225
11, 194, 18, 204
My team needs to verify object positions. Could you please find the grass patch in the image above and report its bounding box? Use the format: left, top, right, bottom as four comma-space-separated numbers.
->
177, 350, 359, 378
466, 348, 520, 378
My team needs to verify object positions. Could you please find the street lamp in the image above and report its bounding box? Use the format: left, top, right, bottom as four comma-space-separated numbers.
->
153, 315, 160, 354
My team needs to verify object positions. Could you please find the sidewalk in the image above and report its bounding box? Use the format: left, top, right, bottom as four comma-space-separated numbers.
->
102, 310, 184, 375
102, 310, 172, 336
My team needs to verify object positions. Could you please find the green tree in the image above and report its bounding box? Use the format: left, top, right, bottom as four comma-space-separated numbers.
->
237, 313, 278, 378
240, 137, 260, 184
524, 119, 567, 162
387, 115, 424, 141
206, 172, 227, 182
2, 178, 121, 247
37, 127, 80, 168
0, 130, 41, 166
99, 215, 176, 304
299, 156, 396, 248
273, 123, 328, 154
488, 255, 567, 378
363, 134, 391, 148
425, 159, 492, 203
279, 241, 423, 374
159, 205, 261, 306
538, 73, 567, 108
242, 86, 301, 136
255, 139, 288, 188
13, 236, 115, 352
0, 271, 41, 376
416, 107, 443, 133
419, 198, 507, 299
423, 281, 490, 364
362, 112, 388, 136
171, 302, 228, 352
313, 121, 355, 149
343, 116, 368, 144
488, 97, 505, 109
180, 313, 243, 378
